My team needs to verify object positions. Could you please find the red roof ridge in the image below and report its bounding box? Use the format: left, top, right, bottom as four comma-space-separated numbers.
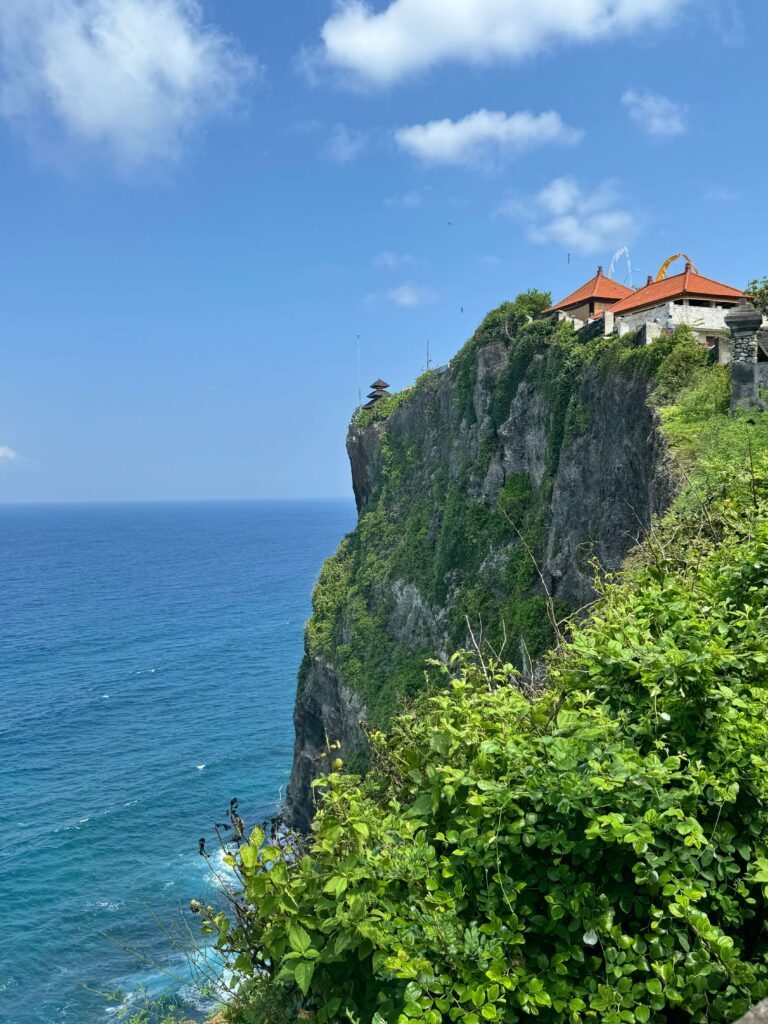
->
544, 266, 634, 314
609, 266, 744, 316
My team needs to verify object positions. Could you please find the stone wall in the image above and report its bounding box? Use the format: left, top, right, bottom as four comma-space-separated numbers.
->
617, 302, 735, 339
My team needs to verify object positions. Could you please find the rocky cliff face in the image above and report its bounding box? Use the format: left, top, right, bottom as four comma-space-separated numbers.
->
284, 307, 678, 830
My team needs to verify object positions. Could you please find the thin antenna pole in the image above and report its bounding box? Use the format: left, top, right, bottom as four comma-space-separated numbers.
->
567, 252, 572, 293
356, 334, 362, 407
426, 338, 431, 372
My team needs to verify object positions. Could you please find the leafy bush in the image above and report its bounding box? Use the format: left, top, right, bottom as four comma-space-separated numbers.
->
665, 365, 731, 422
745, 277, 768, 318
650, 327, 712, 406
512, 288, 553, 319
114, 991, 196, 1024
223, 978, 301, 1024
205, 395, 768, 1023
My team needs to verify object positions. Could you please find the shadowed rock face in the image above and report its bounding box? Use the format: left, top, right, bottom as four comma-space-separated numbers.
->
284, 330, 678, 830
285, 656, 366, 834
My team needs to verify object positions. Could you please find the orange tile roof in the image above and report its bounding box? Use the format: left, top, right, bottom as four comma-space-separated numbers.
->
610, 265, 744, 316
545, 266, 634, 313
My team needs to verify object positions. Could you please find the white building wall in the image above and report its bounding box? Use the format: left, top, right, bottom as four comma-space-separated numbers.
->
616, 301, 735, 338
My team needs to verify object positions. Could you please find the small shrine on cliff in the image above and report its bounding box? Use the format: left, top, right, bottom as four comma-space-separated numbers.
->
362, 379, 390, 410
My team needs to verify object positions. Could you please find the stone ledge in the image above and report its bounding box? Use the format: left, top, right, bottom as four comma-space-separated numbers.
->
733, 1000, 768, 1024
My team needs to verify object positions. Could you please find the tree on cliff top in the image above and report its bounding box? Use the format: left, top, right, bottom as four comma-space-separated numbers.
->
511, 287, 552, 318
746, 277, 768, 318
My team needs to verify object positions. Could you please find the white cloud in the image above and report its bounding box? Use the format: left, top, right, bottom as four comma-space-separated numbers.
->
383, 283, 439, 307
395, 109, 582, 169
326, 122, 368, 162
314, 0, 688, 86
0, 0, 256, 169
0, 445, 18, 461
705, 184, 740, 202
621, 89, 687, 137
537, 177, 582, 215
501, 177, 637, 255
384, 189, 425, 209
374, 251, 416, 269
364, 284, 430, 307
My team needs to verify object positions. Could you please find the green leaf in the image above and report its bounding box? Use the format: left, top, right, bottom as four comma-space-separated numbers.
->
239, 845, 258, 870
295, 960, 315, 997
323, 876, 349, 897
288, 924, 312, 955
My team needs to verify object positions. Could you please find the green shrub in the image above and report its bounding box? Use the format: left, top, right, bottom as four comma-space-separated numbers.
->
745, 277, 768, 318
650, 327, 712, 406
206, 402, 768, 1024
223, 978, 301, 1024
114, 991, 196, 1024
660, 364, 731, 426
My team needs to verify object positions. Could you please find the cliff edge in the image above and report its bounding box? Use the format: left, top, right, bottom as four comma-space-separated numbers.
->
284, 301, 678, 830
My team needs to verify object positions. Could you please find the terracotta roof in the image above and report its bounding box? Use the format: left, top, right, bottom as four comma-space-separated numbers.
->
544, 267, 634, 313
610, 265, 744, 316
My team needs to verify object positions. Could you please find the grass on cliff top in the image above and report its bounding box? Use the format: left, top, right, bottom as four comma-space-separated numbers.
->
212, 355, 768, 1024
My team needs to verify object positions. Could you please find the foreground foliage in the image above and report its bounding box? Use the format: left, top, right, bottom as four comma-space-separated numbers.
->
208, 351, 768, 1022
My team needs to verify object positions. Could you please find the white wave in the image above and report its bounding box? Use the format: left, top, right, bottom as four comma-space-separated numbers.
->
196, 764, 206, 771
205, 845, 239, 889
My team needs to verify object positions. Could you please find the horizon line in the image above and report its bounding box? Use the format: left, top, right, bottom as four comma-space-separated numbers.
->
0, 495, 355, 508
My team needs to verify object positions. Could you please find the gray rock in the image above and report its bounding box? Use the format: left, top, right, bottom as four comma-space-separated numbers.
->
733, 1000, 768, 1024
284, 330, 678, 829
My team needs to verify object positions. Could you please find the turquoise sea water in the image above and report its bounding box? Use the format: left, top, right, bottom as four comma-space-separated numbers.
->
0, 500, 354, 1024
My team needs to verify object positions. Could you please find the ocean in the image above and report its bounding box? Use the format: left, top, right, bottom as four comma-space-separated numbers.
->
0, 500, 355, 1024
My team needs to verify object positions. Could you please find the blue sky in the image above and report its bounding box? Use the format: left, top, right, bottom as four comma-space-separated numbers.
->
0, 0, 764, 502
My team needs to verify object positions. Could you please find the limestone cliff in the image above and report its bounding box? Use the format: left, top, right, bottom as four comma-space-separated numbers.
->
284, 304, 678, 831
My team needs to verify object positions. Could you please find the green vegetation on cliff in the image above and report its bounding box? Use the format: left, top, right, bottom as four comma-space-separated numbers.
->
306, 297, 691, 726
204, 321, 768, 1024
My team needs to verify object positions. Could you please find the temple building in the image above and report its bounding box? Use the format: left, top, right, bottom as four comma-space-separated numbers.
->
545, 261, 758, 365
544, 266, 633, 327
609, 264, 744, 353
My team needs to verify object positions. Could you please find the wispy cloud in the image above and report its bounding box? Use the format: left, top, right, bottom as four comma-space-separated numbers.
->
374, 251, 416, 269
366, 282, 439, 307
384, 189, 425, 209
705, 184, 740, 203
0, 0, 257, 170
395, 109, 582, 170
388, 283, 439, 307
326, 123, 368, 163
621, 89, 687, 137
0, 445, 19, 462
708, 0, 745, 46
500, 177, 637, 255
309, 0, 688, 86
